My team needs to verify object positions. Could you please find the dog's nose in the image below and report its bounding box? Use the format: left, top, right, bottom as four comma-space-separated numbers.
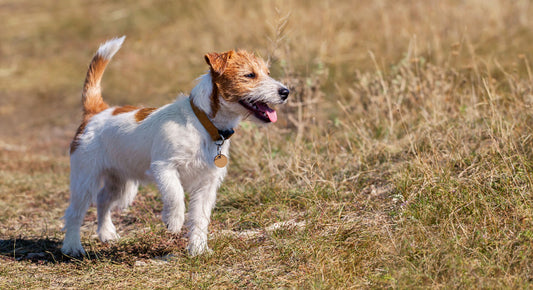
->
278, 87, 290, 100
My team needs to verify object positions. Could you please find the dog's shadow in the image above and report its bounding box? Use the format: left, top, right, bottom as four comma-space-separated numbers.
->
0, 237, 185, 264
0, 238, 68, 264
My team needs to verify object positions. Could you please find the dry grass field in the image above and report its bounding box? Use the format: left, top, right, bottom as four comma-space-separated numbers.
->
2, 0, 533, 288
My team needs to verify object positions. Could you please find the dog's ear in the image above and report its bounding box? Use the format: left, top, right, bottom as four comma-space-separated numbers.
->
205, 51, 234, 76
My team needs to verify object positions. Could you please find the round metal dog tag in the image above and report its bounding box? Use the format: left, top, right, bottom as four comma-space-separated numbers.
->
214, 154, 228, 168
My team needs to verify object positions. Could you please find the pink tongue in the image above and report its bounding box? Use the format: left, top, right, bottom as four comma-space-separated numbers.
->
256, 103, 277, 123
266, 109, 277, 123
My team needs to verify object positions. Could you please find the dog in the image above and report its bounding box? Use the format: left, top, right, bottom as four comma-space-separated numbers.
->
61, 36, 289, 256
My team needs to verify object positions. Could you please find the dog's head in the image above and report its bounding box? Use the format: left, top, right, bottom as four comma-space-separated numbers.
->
205, 50, 289, 123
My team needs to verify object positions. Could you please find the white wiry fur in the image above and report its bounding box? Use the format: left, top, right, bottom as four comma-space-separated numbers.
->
61, 38, 289, 257
97, 36, 126, 60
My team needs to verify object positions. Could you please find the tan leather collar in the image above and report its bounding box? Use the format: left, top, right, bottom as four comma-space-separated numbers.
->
190, 97, 234, 142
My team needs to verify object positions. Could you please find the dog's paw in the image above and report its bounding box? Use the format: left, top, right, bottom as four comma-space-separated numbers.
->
61, 243, 86, 257
166, 220, 184, 234
163, 212, 184, 234
187, 238, 212, 256
98, 230, 120, 243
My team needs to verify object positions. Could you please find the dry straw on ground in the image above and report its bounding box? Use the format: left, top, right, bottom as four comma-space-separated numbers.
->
1, 0, 533, 288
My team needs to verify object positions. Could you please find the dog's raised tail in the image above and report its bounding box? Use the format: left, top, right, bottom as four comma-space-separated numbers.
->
81, 36, 126, 116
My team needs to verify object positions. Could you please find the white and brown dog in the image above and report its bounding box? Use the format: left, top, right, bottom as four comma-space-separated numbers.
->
61, 36, 289, 256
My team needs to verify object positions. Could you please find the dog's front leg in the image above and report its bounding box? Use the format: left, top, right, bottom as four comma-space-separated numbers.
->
187, 183, 218, 256
151, 161, 185, 233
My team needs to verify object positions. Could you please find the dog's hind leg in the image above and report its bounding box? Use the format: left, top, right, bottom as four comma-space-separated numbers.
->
62, 173, 100, 256
96, 174, 138, 242
115, 179, 139, 210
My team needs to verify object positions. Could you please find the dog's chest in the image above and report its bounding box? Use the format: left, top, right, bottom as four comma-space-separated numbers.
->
178, 140, 230, 190
178, 160, 227, 192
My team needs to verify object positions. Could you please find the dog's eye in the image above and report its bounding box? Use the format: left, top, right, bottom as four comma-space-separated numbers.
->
244, 72, 256, 78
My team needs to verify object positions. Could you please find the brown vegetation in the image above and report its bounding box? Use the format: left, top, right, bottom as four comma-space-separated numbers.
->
1, 0, 533, 287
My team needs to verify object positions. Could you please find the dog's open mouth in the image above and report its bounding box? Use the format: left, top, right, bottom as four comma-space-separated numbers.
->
239, 100, 277, 123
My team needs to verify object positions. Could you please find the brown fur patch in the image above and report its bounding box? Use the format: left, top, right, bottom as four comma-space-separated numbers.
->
205, 51, 234, 75
112, 105, 139, 115
134, 107, 157, 122
210, 80, 220, 118
82, 55, 110, 116
205, 50, 270, 110
205, 52, 235, 118
205, 50, 270, 118
70, 118, 88, 154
